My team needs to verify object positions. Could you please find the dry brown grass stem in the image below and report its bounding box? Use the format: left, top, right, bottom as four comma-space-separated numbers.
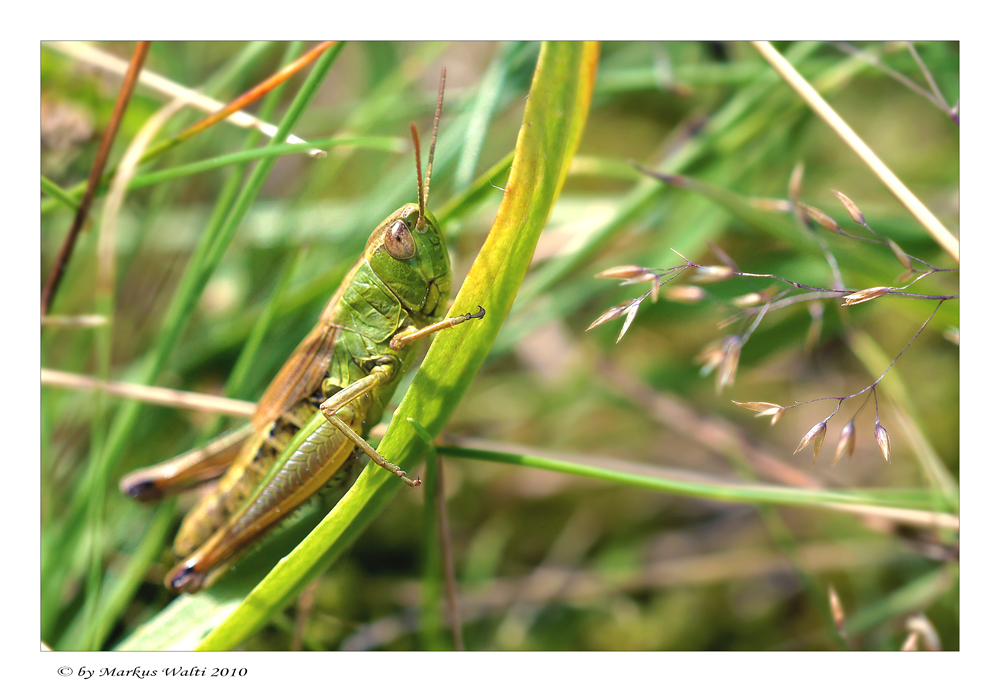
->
40, 315, 109, 328
751, 41, 959, 263
434, 459, 464, 651
821, 502, 956, 531
41, 368, 256, 418
291, 580, 320, 652
41, 41, 150, 318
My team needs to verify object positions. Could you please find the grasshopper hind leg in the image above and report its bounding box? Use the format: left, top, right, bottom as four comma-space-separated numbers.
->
172, 457, 363, 593
119, 425, 255, 502
165, 401, 364, 592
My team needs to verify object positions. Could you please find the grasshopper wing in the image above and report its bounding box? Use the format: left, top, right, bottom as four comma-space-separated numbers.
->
251, 321, 340, 430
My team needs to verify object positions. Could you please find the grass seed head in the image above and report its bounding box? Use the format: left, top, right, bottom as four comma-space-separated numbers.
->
596, 265, 655, 281
732, 292, 764, 308
875, 423, 891, 463
691, 265, 735, 283
587, 299, 643, 343
794, 421, 827, 465
734, 400, 785, 425
832, 189, 866, 226
804, 204, 844, 235
696, 340, 725, 377
887, 239, 914, 273
843, 286, 891, 306
788, 161, 805, 202
832, 420, 857, 467
617, 301, 641, 343
664, 285, 706, 303
587, 302, 631, 331
827, 584, 846, 636
750, 197, 793, 213
716, 336, 741, 392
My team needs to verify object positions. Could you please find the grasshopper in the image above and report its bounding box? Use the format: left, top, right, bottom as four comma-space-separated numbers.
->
120, 68, 483, 593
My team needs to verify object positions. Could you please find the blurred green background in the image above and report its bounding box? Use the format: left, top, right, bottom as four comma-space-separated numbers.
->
41, 41, 958, 651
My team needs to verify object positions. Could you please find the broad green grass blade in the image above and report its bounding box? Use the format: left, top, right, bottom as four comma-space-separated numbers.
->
192, 41, 601, 652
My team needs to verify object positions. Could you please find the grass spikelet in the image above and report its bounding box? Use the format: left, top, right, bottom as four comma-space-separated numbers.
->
832, 188, 866, 226
842, 286, 891, 306
874, 423, 891, 463
794, 421, 827, 466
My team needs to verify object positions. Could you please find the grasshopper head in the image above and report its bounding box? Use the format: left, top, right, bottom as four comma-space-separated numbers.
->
365, 202, 451, 323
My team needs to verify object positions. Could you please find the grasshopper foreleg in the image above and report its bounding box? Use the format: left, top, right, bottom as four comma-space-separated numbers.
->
389, 305, 485, 350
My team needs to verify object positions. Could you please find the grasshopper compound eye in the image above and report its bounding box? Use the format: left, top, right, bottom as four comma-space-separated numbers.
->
385, 218, 416, 260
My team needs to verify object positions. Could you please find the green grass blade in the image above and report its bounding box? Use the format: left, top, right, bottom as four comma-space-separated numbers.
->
53, 137, 404, 200
192, 40, 600, 652
438, 444, 954, 518
41, 174, 78, 211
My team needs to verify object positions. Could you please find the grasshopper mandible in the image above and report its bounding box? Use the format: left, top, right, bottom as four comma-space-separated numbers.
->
120, 67, 483, 593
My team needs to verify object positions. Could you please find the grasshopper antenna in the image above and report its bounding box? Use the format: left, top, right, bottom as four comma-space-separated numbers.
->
410, 66, 446, 230
423, 66, 446, 218
410, 124, 425, 227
